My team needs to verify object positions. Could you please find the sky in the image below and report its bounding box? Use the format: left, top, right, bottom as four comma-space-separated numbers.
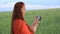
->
0, 0, 60, 11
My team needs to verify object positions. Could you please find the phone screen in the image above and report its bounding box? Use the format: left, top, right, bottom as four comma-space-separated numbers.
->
38, 16, 41, 21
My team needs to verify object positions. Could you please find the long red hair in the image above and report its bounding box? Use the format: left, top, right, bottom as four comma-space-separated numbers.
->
11, 2, 25, 34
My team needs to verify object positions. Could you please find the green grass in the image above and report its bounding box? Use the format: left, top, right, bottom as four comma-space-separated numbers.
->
0, 8, 60, 34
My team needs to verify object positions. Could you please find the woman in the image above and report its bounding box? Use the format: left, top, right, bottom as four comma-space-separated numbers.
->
11, 2, 40, 34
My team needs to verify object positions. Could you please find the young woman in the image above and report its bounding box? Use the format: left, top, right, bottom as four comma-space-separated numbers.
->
11, 2, 40, 34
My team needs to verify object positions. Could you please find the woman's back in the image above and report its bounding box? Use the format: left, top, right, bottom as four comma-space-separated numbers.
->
13, 19, 33, 34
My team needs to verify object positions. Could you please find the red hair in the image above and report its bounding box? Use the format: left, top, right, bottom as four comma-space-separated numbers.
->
11, 2, 25, 34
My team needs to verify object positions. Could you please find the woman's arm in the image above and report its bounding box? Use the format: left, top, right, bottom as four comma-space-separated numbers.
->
30, 23, 38, 33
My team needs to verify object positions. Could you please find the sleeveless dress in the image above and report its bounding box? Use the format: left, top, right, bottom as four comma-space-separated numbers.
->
13, 19, 34, 34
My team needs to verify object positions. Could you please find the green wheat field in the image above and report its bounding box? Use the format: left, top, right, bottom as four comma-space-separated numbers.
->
0, 8, 60, 34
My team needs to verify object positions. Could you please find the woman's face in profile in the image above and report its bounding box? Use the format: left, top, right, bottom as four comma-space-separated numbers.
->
21, 5, 26, 16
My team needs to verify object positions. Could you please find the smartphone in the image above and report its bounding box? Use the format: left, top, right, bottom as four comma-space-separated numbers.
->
36, 16, 42, 21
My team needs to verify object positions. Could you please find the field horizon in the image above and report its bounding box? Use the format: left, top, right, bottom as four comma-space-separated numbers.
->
0, 8, 60, 12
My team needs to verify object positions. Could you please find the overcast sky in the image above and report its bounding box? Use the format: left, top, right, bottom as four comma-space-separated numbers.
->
0, 0, 60, 11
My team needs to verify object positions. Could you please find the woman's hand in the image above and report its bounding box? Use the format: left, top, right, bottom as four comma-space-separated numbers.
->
33, 16, 40, 26
30, 16, 40, 33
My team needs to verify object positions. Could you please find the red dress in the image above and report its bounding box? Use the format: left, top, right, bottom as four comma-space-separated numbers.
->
13, 19, 34, 34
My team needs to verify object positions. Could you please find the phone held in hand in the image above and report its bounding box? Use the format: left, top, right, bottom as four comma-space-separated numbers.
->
36, 16, 42, 21
38, 16, 42, 21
